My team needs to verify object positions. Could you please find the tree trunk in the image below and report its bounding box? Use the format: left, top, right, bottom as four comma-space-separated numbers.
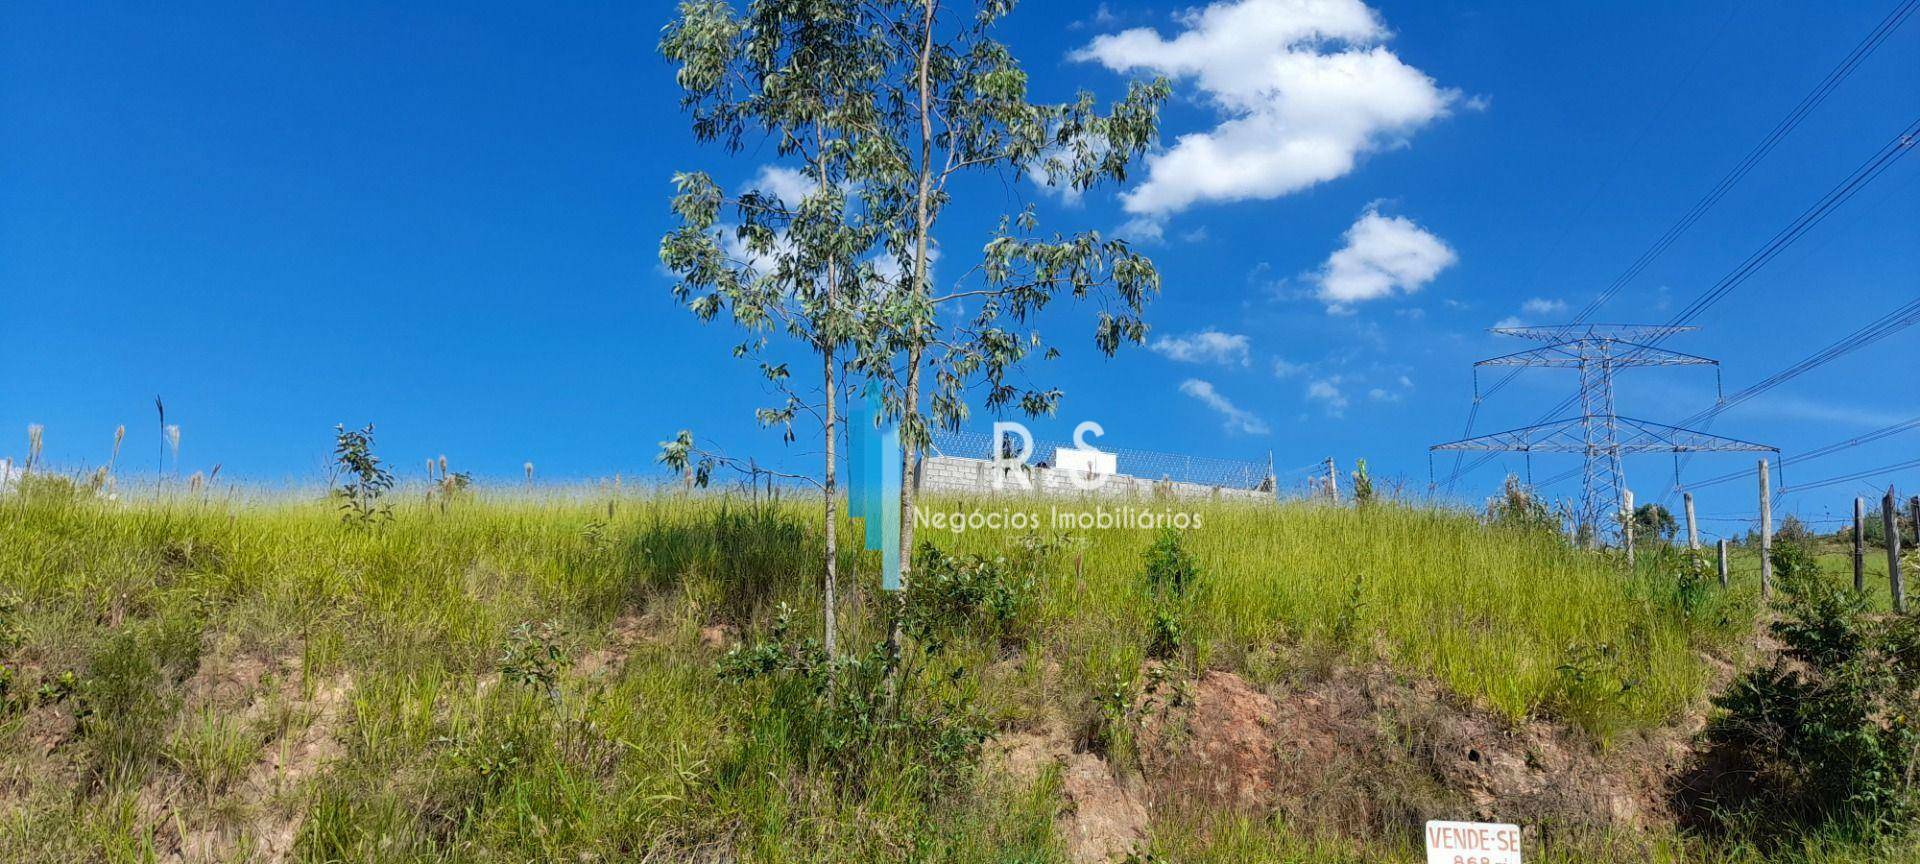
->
898, 0, 937, 591
815, 116, 842, 656
823, 340, 839, 656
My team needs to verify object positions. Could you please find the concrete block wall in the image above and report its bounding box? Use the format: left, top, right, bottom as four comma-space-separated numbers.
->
917, 455, 1272, 503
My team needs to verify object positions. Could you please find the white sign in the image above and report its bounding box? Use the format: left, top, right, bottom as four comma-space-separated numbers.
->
1424, 820, 1521, 864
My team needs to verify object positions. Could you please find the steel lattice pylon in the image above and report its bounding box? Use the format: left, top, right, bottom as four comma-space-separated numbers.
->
1432, 324, 1776, 546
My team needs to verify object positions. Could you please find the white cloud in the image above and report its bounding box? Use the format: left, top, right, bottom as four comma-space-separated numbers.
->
1520, 297, 1566, 316
1313, 207, 1456, 312
1305, 377, 1350, 417
1151, 329, 1252, 365
717, 224, 794, 276
1116, 215, 1167, 244
1494, 298, 1571, 329
1368, 387, 1393, 401
747, 165, 817, 206
872, 243, 941, 287
712, 166, 819, 276
1271, 358, 1309, 378
1180, 379, 1270, 434
1072, 0, 1459, 216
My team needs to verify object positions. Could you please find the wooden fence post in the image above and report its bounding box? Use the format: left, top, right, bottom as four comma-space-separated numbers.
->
1853, 497, 1867, 593
1885, 487, 1905, 614
1325, 457, 1340, 504
1716, 539, 1729, 588
1622, 488, 1636, 566
1758, 459, 1772, 599
1684, 492, 1700, 551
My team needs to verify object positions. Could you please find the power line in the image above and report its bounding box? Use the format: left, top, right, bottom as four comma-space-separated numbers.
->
1531, 303, 1920, 493
1445, 1, 1920, 489
1449, 118, 1920, 487
1680, 413, 1920, 490
1430, 326, 1772, 544
1657, 295, 1920, 500
1678, 297, 1920, 428
1782, 457, 1920, 495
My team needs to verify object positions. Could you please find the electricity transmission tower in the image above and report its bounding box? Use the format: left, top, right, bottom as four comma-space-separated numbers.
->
1432, 324, 1776, 545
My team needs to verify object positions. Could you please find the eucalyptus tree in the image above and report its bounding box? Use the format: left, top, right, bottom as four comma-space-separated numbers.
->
659, 0, 897, 653
658, 0, 1170, 595
857, 0, 1170, 583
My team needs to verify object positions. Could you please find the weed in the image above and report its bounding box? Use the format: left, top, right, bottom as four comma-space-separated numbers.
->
163, 708, 260, 797
498, 620, 566, 698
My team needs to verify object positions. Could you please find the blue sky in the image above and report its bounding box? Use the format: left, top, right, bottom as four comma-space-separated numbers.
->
4, 0, 1916, 532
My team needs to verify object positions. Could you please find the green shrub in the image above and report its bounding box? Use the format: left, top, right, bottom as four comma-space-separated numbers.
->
900, 542, 1036, 650
1689, 540, 1920, 840
1140, 528, 1203, 662
1146, 608, 1184, 661
1485, 475, 1559, 535
330, 423, 394, 526
498, 620, 565, 698
1143, 527, 1201, 597
717, 603, 988, 798
76, 620, 199, 785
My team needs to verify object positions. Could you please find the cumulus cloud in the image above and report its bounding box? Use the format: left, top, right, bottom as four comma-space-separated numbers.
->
716, 224, 794, 276
1369, 379, 1418, 403
747, 165, 817, 206
1151, 329, 1252, 365
1180, 379, 1270, 434
1072, 0, 1460, 217
1489, 298, 1573, 330
1271, 358, 1309, 378
1305, 377, 1350, 417
1313, 207, 1456, 312
1520, 297, 1566, 316
1115, 215, 1167, 244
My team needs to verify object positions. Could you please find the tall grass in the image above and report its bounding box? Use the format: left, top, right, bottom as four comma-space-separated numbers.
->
0, 487, 1901, 862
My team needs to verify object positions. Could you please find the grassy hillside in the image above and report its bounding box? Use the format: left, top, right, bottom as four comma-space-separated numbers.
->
0, 484, 1911, 862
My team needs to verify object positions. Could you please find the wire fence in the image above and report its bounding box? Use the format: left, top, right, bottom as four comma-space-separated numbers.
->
928, 429, 1285, 492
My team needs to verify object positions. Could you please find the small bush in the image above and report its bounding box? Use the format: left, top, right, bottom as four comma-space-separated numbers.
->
76, 618, 201, 785
1146, 608, 1184, 661
1485, 475, 1558, 535
900, 542, 1035, 650
498, 620, 565, 698
1143, 527, 1201, 597
1687, 540, 1920, 841
1550, 638, 1641, 740
717, 603, 989, 798
331, 423, 394, 526
1140, 528, 1203, 663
